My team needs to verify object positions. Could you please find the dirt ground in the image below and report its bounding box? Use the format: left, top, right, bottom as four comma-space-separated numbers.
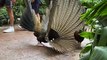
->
0, 25, 81, 60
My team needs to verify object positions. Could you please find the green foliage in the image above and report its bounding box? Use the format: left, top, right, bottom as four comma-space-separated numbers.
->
81, 0, 107, 25
81, 46, 107, 60
80, 44, 92, 55
0, 7, 9, 26
80, 51, 90, 60
80, 0, 103, 8
89, 46, 107, 60
98, 27, 107, 46
80, 0, 107, 41
39, 0, 50, 15
80, 32, 94, 39
80, 0, 107, 60
0, 0, 25, 26
13, 0, 25, 21
80, 0, 94, 8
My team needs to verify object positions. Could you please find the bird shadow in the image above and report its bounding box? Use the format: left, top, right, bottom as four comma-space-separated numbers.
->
44, 47, 64, 56
27, 44, 64, 56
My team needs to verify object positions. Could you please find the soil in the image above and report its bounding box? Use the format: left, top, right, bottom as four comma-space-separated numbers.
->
0, 25, 81, 60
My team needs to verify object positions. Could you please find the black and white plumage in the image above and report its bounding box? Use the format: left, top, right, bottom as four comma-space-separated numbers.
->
34, 27, 60, 42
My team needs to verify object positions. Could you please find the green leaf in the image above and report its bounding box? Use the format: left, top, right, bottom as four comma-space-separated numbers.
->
98, 26, 107, 46
89, 46, 107, 60
80, 46, 107, 60
80, 51, 90, 60
80, 32, 94, 39
99, 6, 107, 16
80, 44, 92, 54
80, 0, 103, 8
80, 8, 92, 21
80, 1, 107, 25
80, 0, 94, 8
97, 16, 107, 26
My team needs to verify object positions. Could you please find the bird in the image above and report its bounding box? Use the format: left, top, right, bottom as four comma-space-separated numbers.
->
21, 0, 85, 53
33, 0, 85, 52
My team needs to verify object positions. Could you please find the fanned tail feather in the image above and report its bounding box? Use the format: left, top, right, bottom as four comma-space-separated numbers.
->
49, 38, 80, 52
46, 0, 84, 52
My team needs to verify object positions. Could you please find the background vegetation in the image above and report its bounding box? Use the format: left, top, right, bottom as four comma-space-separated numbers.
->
1, 0, 107, 59
0, 0, 25, 26
0, 0, 49, 26
80, 0, 107, 60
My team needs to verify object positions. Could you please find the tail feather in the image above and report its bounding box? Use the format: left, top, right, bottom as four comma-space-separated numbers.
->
43, 0, 84, 52
33, 0, 84, 52
49, 38, 80, 52
51, 0, 84, 38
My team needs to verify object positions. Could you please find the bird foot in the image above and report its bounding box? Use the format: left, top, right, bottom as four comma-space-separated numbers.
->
36, 42, 44, 46
41, 42, 52, 48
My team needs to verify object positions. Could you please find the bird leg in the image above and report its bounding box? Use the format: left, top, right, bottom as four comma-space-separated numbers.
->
41, 38, 54, 48
36, 41, 52, 47
41, 42, 52, 47
36, 42, 44, 46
